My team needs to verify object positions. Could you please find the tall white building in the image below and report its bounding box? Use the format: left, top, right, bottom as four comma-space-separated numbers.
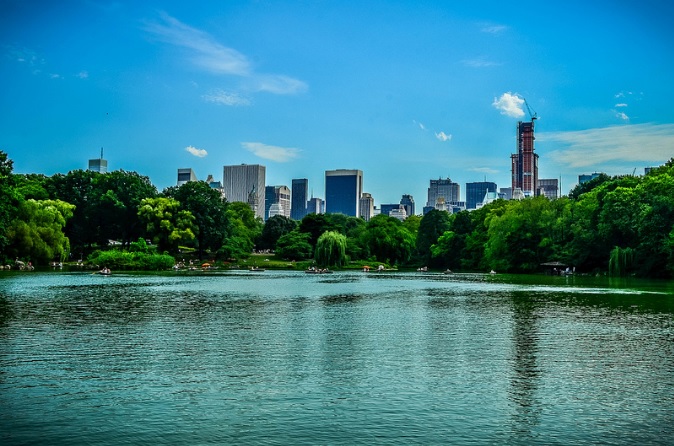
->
265, 185, 291, 220
223, 164, 266, 219
359, 193, 375, 221
177, 168, 197, 186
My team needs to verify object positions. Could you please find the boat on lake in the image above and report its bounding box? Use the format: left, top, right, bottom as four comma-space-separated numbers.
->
305, 268, 333, 274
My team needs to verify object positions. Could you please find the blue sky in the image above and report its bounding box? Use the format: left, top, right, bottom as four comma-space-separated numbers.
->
2, 0, 673, 207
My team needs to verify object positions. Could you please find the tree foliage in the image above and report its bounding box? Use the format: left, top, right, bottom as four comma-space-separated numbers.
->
258, 215, 297, 250
6, 199, 75, 264
137, 197, 196, 254
362, 215, 415, 265
315, 230, 347, 268
163, 181, 227, 258
0, 151, 21, 256
275, 230, 313, 261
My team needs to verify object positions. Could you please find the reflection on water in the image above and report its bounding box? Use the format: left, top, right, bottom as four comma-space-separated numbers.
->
508, 292, 542, 442
0, 270, 672, 445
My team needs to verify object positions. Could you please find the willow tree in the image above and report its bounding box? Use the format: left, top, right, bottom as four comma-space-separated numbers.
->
315, 231, 347, 268
6, 199, 75, 264
608, 246, 634, 277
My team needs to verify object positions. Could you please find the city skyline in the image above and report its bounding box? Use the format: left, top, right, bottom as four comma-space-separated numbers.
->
2, 1, 673, 206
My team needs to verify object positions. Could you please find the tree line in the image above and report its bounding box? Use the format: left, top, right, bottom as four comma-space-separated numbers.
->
1, 150, 673, 277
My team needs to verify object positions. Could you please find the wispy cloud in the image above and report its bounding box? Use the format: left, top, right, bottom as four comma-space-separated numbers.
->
435, 131, 452, 142
413, 120, 426, 131
185, 145, 208, 158
540, 123, 674, 169
614, 103, 627, 108
242, 142, 301, 162
144, 13, 307, 97
615, 111, 629, 121
250, 74, 308, 95
6, 45, 44, 66
77, 71, 89, 79
202, 89, 251, 106
144, 12, 250, 76
462, 57, 500, 68
469, 167, 499, 174
481, 24, 508, 34
492, 92, 525, 118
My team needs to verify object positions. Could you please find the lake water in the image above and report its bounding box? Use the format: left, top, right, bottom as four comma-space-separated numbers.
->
0, 270, 673, 445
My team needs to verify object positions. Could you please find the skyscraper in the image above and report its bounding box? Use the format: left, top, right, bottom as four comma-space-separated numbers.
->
537, 178, 559, 199
307, 197, 324, 215
325, 169, 363, 217
359, 193, 374, 221
466, 182, 497, 209
177, 168, 197, 186
400, 194, 415, 217
265, 185, 291, 220
223, 164, 266, 219
291, 178, 308, 220
88, 148, 108, 173
511, 121, 538, 197
426, 178, 460, 209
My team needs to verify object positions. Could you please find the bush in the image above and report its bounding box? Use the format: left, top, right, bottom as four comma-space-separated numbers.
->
88, 249, 174, 271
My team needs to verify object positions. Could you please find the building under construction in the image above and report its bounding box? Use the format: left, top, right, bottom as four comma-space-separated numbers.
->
511, 120, 539, 197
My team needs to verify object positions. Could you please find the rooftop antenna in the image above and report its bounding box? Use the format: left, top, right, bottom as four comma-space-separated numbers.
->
100, 147, 104, 160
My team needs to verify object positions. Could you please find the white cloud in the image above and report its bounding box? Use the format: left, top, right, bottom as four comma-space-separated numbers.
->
49, 73, 62, 79
615, 112, 629, 121
413, 120, 426, 131
481, 24, 508, 34
539, 123, 674, 169
251, 74, 308, 95
76, 70, 89, 79
144, 12, 250, 76
492, 92, 525, 118
462, 57, 500, 68
144, 13, 306, 97
185, 145, 208, 157
202, 89, 251, 106
614, 103, 628, 107
7, 45, 44, 66
435, 131, 452, 142
469, 167, 499, 174
242, 142, 301, 162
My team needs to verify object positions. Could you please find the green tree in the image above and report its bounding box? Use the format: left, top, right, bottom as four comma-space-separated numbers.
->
416, 210, 452, 266
430, 211, 474, 270
219, 201, 262, 259
164, 181, 228, 258
6, 199, 75, 264
258, 215, 297, 251
14, 174, 49, 200
0, 151, 20, 258
137, 197, 196, 254
363, 215, 415, 265
632, 172, 674, 277
299, 213, 337, 251
45, 169, 100, 251
94, 170, 158, 247
315, 230, 347, 268
484, 197, 556, 272
568, 173, 611, 199
275, 230, 313, 261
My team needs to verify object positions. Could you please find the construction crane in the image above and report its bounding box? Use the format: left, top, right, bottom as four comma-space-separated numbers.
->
523, 98, 538, 121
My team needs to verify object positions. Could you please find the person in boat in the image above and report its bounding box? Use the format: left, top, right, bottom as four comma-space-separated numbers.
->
100, 266, 111, 275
